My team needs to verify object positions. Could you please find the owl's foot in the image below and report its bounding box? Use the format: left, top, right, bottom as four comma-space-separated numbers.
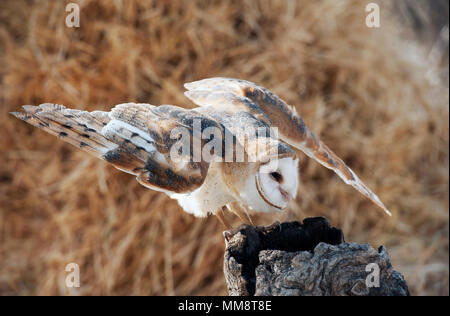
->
226, 202, 254, 226
216, 208, 232, 230
216, 211, 239, 242
217, 206, 255, 242
262, 220, 282, 233
223, 227, 241, 242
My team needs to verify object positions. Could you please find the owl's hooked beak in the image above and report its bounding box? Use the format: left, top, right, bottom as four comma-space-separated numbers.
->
279, 186, 292, 202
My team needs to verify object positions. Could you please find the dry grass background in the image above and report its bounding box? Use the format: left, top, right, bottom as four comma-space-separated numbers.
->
0, 0, 448, 296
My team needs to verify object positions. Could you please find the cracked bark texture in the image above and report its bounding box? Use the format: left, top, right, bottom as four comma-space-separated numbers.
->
224, 217, 409, 296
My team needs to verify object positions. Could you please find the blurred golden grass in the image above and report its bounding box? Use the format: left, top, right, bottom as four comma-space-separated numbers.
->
0, 0, 448, 295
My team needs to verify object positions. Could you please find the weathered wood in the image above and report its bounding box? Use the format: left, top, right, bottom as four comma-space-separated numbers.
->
223, 217, 409, 296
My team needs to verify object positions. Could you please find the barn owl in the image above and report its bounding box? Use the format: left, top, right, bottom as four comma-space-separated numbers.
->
11, 77, 391, 229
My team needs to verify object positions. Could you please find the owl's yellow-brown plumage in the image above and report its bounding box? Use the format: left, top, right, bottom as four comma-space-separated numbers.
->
11, 77, 390, 226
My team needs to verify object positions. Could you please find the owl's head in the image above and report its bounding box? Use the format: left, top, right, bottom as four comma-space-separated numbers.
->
227, 151, 299, 213
221, 137, 299, 213
253, 155, 299, 212
239, 155, 299, 213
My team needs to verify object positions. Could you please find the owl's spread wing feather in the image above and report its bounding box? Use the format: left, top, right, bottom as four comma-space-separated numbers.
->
184, 77, 391, 216
11, 103, 218, 194
105, 103, 219, 193
11, 104, 116, 157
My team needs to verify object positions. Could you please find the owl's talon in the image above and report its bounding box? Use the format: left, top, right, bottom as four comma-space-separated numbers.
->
223, 231, 232, 242
223, 227, 240, 242
260, 221, 281, 233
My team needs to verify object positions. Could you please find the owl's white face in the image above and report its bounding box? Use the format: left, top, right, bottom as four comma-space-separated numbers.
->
241, 156, 299, 213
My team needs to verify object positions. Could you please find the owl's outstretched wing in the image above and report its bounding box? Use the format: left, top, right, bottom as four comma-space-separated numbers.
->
184, 77, 391, 216
11, 103, 220, 194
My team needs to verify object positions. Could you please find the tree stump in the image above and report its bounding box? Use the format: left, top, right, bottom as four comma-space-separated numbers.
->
223, 217, 409, 296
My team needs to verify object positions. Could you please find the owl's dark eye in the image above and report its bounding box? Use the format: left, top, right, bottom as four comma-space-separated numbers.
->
270, 171, 283, 183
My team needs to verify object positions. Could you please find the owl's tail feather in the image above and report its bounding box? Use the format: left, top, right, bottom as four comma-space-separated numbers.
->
10, 103, 117, 159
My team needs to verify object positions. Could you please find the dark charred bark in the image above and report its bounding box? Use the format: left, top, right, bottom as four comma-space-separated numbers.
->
223, 217, 409, 296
